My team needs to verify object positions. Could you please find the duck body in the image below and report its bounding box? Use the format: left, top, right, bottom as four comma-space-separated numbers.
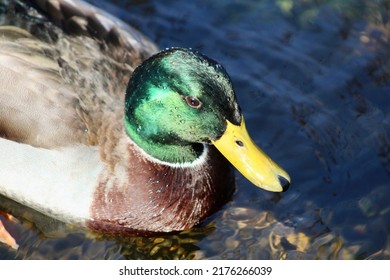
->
0, 0, 289, 235
0, 0, 235, 234
0, 127, 234, 234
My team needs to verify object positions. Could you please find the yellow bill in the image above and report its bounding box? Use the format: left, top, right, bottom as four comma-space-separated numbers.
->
212, 117, 290, 192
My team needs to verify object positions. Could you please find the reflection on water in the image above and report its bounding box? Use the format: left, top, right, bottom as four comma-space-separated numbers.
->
1, 0, 389, 259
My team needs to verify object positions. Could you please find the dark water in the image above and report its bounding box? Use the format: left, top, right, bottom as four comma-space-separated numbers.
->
1, 0, 389, 259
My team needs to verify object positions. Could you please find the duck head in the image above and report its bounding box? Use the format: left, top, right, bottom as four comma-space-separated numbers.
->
124, 48, 290, 192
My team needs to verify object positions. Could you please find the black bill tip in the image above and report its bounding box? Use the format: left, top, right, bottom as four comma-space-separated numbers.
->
278, 175, 290, 192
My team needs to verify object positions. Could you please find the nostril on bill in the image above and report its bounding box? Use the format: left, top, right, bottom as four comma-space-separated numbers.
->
235, 140, 244, 147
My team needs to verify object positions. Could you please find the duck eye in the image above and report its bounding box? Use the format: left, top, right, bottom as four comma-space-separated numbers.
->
184, 96, 202, 109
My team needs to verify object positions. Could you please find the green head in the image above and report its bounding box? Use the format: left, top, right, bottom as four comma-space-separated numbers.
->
124, 48, 241, 164
124, 47, 290, 191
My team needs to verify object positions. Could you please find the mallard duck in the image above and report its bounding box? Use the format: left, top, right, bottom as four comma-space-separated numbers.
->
0, 0, 290, 235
